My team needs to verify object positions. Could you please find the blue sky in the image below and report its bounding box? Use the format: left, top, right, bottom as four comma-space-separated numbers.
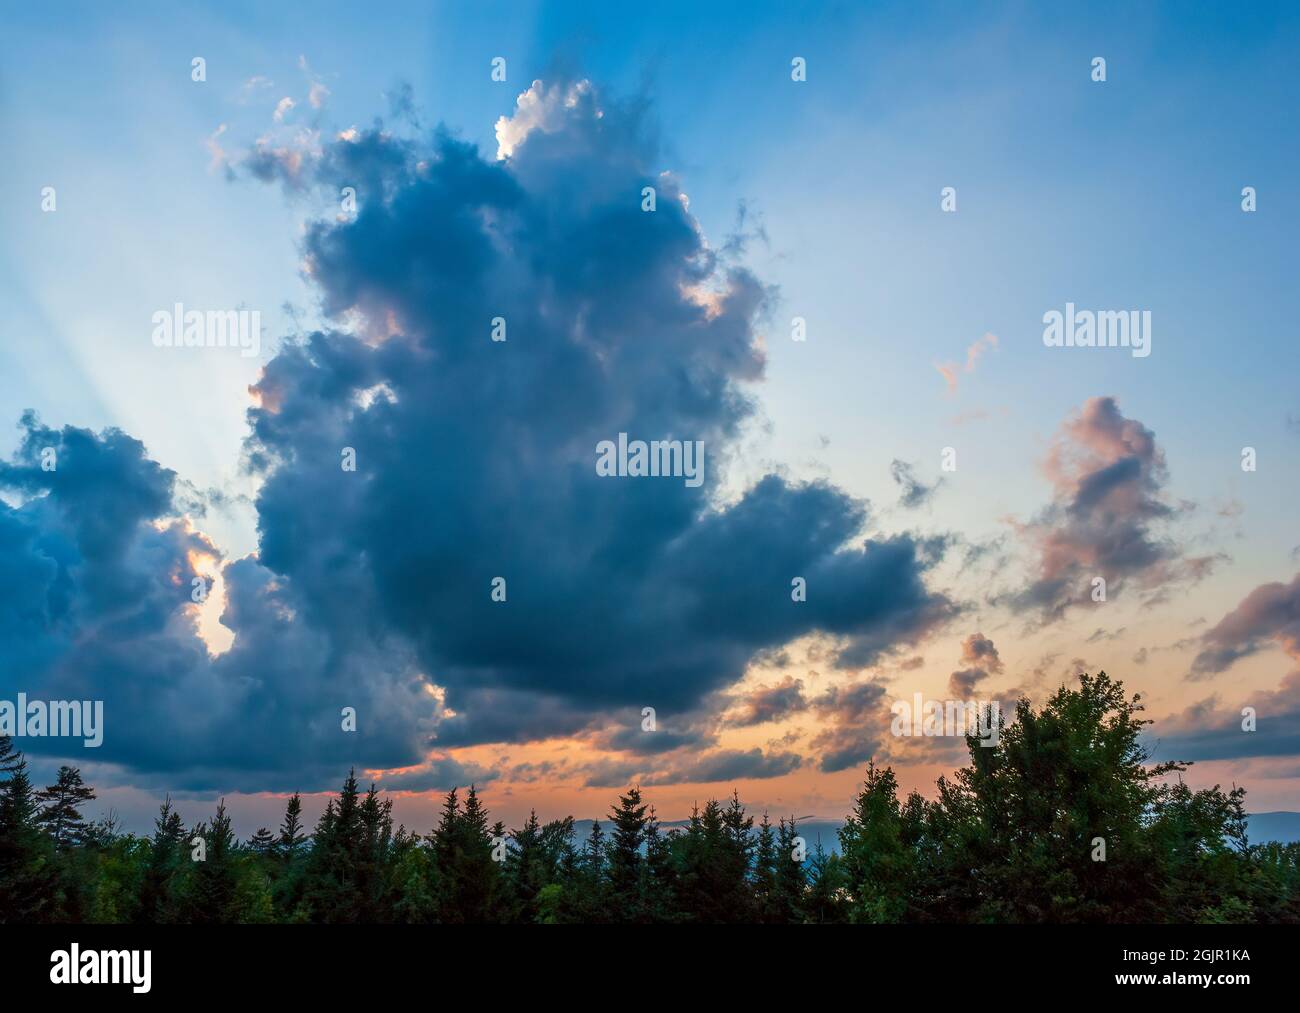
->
2, 1, 1298, 833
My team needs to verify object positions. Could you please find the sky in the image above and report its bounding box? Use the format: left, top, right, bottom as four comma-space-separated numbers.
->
2, 0, 1298, 837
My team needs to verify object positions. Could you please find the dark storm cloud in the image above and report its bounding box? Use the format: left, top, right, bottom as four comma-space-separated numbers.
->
0, 414, 439, 792
240, 81, 956, 751
1, 80, 956, 791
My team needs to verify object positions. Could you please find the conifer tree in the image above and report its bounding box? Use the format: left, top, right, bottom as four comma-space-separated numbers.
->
272, 792, 309, 919
506, 810, 548, 922
838, 760, 914, 923
138, 796, 186, 923
753, 812, 778, 922
35, 766, 96, 851
248, 827, 276, 855
678, 798, 748, 921
805, 837, 846, 923
0, 757, 58, 922
427, 784, 502, 923
773, 816, 807, 922
277, 792, 307, 860
607, 786, 649, 921
302, 772, 365, 922
387, 826, 434, 923
357, 783, 394, 920
428, 786, 460, 919
720, 791, 756, 921
583, 818, 605, 875
643, 805, 679, 922
564, 818, 609, 921
455, 785, 501, 922
186, 799, 240, 923
0, 735, 21, 776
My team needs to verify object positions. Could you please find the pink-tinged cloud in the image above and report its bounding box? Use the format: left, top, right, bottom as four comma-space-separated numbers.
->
1190, 573, 1300, 678
934, 332, 997, 394
1008, 396, 1218, 623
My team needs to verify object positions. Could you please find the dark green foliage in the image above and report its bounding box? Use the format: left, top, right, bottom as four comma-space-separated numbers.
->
836, 671, 1285, 924
607, 787, 649, 921
426, 784, 502, 923
674, 796, 756, 922
1, 672, 1298, 923
805, 837, 847, 923
248, 827, 276, 856
137, 797, 186, 924
182, 799, 240, 923
0, 758, 58, 922
773, 816, 807, 922
0, 735, 21, 776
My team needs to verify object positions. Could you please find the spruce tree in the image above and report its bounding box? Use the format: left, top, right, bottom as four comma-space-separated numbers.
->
753, 812, 777, 922
838, 760, 914, 923
428, 787, 460, 920
805, 837, 846, 923
138, 797, 186, 923
719, 791, 756, 921
186, 799, 240, 923
774, 816, 807, 922
0, 758, 58, 922
607, 786, 648, 921
302, 772, 366, 922
357, 783, 394, 920
506, 810, 548, 922
570, 818, 610, 921
248, 827, 276, 856
0, 735, 21, 776
456, 785, 501, 922
35, 766, 96, 851
643, 805, 678, 922
272, 792, 309, 919
277, 793, 308, 860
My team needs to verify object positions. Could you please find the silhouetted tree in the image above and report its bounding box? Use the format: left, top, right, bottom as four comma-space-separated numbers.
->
607, 787, 649, 921
0, 757, 58, 922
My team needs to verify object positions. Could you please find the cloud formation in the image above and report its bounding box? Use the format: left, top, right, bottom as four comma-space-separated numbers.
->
1189, 574, 1300, 679
0, 80, 956, 793
727, 676, 808, 727
809, 680, 889, 773
890, 459, 942, 510
1008, 397, 1213, 623
947, 632, 1003, 696
934, 332, 997, 394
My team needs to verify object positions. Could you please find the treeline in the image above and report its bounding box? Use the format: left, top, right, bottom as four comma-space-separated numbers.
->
2, 672, 1299, 923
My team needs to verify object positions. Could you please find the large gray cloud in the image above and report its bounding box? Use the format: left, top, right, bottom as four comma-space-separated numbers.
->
0, 80, 956, 792
0, 414, 437, 791
241, 82, 956, 746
